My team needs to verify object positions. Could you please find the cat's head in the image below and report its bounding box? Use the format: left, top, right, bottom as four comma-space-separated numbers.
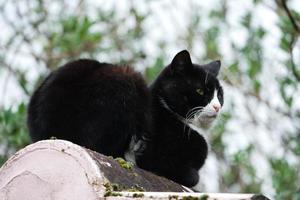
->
155, 50, 224, 129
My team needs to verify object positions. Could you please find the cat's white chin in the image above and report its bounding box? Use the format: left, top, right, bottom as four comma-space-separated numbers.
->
192, 113, 218, 130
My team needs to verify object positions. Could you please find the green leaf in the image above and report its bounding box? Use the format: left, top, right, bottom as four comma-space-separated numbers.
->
279, 77, 295, 108
241, 12, 252, 28
256, 27, 265, 39
280, 35, 291, 52
253, 79, 261, 93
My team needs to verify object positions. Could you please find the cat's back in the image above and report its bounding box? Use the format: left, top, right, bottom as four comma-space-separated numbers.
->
29, 59, 147, 112
28, 59, 149, 157
43, 59, 143, 88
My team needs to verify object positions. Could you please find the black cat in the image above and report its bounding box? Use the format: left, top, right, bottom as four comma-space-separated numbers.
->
28, 60, 151, 158
27, 50, 223, 189
133, 50, 223, 190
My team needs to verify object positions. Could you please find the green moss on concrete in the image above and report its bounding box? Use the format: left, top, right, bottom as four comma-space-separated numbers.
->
200, 194, 209, 200
132, 193, 145, 198
182, 196, 200, 200
115, 157, 134, 170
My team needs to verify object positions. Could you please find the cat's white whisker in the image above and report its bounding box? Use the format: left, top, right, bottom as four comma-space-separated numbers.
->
186, 113, 196, 120
186, 107, 204, 118
186, 107, 204, 117
189, 106, 205, 111
186, 111, 199, 119
189, 106, 204, 111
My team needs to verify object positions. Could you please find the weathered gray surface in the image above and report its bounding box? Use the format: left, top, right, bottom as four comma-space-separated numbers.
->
87, 149, 189, 192
0, 140, 103, 200
0, 140, 270, 200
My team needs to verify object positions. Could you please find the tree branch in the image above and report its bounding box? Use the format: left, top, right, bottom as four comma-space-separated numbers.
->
275, 0, 300, 81
279, 0, 300, 33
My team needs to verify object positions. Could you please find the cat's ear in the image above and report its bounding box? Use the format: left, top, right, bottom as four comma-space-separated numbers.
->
205, 60, 221, 77
171, 50, 192, 72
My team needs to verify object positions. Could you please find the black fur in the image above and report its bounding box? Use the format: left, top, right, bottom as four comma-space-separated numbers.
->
28, 59, 150, 158
27, 50, 223, 188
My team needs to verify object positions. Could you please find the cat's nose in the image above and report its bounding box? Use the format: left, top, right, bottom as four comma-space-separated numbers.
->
213, 104, 220, 112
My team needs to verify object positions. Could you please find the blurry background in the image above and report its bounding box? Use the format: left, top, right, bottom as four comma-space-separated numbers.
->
0, 0, 299, 199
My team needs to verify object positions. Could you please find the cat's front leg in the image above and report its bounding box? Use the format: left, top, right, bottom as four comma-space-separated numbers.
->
182, 128, 208, 170
181, 128, 209, 190
174, 166, 199, 188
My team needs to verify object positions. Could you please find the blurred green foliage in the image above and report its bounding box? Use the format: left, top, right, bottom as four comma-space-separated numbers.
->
271, 159, 300, 200
0, 0, 299, 199
0, 103, 30, 163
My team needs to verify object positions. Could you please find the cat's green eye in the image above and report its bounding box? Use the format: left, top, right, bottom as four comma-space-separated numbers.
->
196, 88, 204, 95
